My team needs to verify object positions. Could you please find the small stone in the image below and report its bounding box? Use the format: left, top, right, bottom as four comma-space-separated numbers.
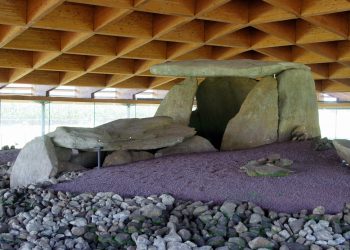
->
279, 229, 291, 239
249, 214, 262, 224
310, 244, 322, 250
71, 226, 86, 236
140, 204, 162, 218
220, 201, 237, 218
248, 237, 274, 249
193, 205, 208, 216
313, 206, 325, 215
234, 222, 248, 234
70, 217, 87, 227
206, 236, 225, 247
160, 194, 175, 206
289, 218, 304, 234
167, 242, 191, 250
164, 231, 182, 242
178, 229, 192, 241
314, 230, 333, 241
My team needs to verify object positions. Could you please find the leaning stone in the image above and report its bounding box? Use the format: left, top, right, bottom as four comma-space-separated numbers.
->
277, 69, 320, 141
49, 116, 195, 151
221, 76, 278, 150
159, 194, 175, 206
155, 136, 217, 157
10, 136, 58, 188
333, 139, 350, 164
155, 77, 198, 125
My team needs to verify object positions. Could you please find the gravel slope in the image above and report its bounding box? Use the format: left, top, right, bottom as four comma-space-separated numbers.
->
52, 141, 350, 213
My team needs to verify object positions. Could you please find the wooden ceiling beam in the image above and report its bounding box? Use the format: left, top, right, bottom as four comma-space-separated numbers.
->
0, 49, 32, 68
211, 47, 248, 60
0, 25, 27, 48
197, 1, 248, 24
301, 0, 350, 17
249, 0, 297, 25
329, 63, 350, 79
133, 0, 195, 16
92, 58, 134, 75
15, 70, 59, 85
33, 3, 94, 32
320, 79, 350, 92
262, 0, 301, 15
167, 42, 203, 60
292, 46, 334, 64
253, 20, 295, 43
148, 76, 178, 89
4, 28, 61, 52
299, 42, 338, 61
250, 30, 292, 49
256, 46, 292, 61
27, 0, 65, 25
296, 20, 345, 44
308, 63, 329, 80
67, 0, 133, 8
207, 29, 250, 48
8, 68, 34, 82
158, 19, 204, 43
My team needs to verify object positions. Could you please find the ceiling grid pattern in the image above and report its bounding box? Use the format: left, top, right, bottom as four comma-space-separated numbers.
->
0, 0, 349, 96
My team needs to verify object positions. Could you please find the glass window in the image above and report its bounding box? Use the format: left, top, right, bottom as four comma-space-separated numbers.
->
335, 109, 350, 139
94, 103, 128, 126
318, 109, 337, 139
135, 104, 159, 118
0, 100, 42, 148
48, 102, 94, 131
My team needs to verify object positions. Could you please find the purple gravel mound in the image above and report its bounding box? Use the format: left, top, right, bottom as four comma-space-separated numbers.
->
53, 141, 349, 213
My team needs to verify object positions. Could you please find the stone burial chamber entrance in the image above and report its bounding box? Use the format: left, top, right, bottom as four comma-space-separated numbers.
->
151, 59, 321, 150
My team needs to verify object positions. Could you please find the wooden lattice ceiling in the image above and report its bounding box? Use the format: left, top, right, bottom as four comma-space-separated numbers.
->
1, 0, 350, 98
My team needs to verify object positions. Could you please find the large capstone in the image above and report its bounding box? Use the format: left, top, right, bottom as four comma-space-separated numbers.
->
150, 59, 309, 78
221, 76, 278, 150
155, 77, 197, 125
277, 69, 321, 141
10, 136, 58, 188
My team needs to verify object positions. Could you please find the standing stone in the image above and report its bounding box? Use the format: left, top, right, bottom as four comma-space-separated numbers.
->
10, 136, 58, 188
155, 77, 198, 125
155, 136, 216, 157
332, 139, 350, 164
277, 69, 320, 141
221, 76, 278, 150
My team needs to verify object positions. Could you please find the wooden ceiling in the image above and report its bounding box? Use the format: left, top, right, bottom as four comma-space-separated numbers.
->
1, 0, 350, 99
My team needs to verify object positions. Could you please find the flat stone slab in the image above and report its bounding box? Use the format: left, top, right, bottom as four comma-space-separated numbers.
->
150, 59, 309, 78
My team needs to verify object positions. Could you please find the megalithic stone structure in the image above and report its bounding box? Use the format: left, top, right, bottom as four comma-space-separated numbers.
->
151, 59, 321, 150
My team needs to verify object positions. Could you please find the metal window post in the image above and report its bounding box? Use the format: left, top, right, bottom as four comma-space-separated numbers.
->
41, 101, 45, 136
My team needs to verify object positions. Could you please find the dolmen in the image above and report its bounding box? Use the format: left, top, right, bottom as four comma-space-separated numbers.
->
11, 59, 322, 187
